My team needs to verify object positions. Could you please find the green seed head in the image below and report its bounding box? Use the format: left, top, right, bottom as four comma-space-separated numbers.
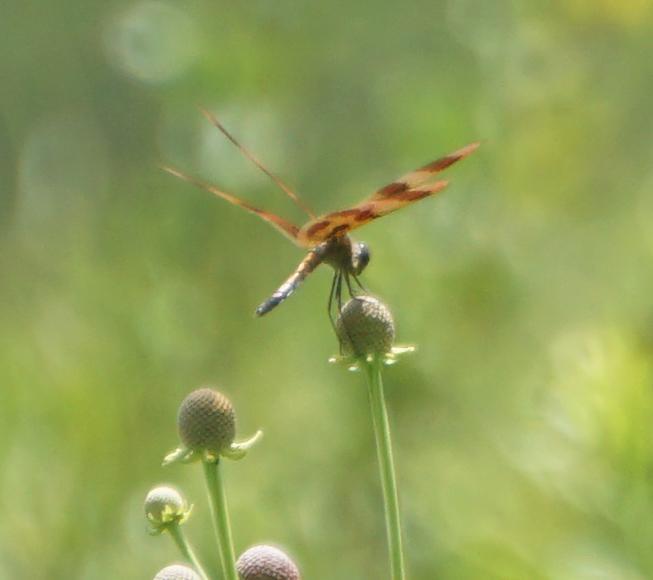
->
144, 485, 188, 528
153, 564, 201, 580
178, 388, 236, 455
236, 545, 300, 580
336, 295, 395, 358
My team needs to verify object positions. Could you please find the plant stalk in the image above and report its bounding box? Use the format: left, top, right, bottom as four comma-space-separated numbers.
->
203, 459, 238, 580
168, 523, 210, 580
364, 357, 406, 580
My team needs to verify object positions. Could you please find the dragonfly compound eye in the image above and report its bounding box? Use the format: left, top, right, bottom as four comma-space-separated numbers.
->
354, 242, 371, 275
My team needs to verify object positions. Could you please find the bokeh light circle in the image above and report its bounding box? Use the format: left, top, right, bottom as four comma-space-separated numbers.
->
104, 1, 199, 84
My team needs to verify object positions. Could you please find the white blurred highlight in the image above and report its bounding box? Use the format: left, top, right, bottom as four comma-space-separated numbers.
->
104, 1, 199, 84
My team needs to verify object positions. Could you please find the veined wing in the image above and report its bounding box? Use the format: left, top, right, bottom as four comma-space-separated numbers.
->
298, 181, 449, 245
372, 141, 479, 199
163, 165, 309, 247
297, 142, 479, 246
199, 107, 316, 219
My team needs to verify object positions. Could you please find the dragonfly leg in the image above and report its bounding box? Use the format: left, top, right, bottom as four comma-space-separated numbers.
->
327, 270, 340, 333
351, 273, 367, 293
344, 272, 356, 299
335, 272, 350, 354
335, 270, 344, 313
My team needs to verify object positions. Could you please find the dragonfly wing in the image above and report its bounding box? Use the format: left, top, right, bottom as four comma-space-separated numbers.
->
163, 165, 308, 247
297, 181, 449, 246
372, 141, 480, 199
199, 107, 316, 219
297, 141, 478, 246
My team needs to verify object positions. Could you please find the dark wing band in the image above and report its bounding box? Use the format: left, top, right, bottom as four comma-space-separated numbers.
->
373, 142, 479, 199
296, 141, 478, 246
298, 181, 449, 245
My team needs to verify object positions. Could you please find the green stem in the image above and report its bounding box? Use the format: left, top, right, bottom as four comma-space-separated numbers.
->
203, 459, 238, 580
168, 523, 210, 580
364, 357, 406, 580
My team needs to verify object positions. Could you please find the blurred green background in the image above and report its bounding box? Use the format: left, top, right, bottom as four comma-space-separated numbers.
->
2, 0, 653, 578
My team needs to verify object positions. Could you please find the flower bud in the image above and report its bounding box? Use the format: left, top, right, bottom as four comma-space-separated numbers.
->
145, 486, 188, 529
178, 388, 236, 455
153, 564, 201, 580
336, 295, 395, 358
236, 545, 300, 580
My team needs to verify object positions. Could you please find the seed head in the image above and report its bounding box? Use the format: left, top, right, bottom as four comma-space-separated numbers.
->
178, 388, 236, 455
236, 545, 300, 580
145, 486, 188, 529
336, 295, 395, 358
153, 564, 201, 580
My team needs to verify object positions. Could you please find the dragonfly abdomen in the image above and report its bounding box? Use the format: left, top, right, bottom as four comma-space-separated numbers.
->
255, 245, 328, 316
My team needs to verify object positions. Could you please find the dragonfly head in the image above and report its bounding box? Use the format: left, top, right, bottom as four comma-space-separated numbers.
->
351, 241, 370, 275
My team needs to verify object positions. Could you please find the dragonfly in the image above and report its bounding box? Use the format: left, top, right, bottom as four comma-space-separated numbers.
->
163, 109, 479, 325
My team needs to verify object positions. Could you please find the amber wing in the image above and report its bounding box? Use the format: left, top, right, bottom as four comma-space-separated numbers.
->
297, 141, 479, 246
162, 166, 309, 247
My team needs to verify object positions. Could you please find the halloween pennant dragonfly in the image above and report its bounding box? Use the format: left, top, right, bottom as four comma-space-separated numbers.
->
163, 109, 478, 322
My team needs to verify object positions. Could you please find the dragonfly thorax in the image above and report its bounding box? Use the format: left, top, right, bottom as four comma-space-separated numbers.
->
322, 236, 370, 275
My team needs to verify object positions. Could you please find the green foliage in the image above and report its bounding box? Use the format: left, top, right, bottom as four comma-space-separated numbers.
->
2, 0, 653, 578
